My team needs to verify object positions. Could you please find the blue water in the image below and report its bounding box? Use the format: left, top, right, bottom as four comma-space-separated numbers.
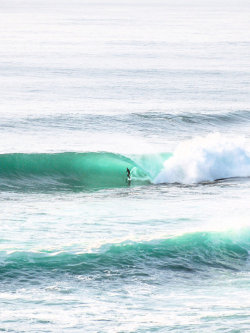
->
1, 0, 250, 331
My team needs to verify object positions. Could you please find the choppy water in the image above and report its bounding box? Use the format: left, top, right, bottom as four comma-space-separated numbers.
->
1, 0, 250, 332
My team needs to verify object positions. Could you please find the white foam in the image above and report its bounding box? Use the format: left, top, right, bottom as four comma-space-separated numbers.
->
154, 133, 250, 184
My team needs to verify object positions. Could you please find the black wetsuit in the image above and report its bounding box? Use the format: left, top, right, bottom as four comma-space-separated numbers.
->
126, 168, 131, 185
127, 168, 130, 179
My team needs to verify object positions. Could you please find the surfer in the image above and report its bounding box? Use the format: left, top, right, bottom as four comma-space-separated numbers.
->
126, 168, 131, 185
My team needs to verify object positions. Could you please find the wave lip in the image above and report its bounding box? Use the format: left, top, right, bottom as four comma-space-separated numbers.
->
154, 133, 250, 184
0, 230, 249, 279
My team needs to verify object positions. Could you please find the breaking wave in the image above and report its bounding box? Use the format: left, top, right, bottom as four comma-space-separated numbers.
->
0, 229, 249, 279
1, 134, 250, 190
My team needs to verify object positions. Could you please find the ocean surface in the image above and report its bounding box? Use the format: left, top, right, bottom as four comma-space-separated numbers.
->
1, 0, 250, 331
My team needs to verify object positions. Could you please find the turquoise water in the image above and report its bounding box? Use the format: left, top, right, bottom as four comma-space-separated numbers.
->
1, 0, 250, 332
0, 152, 171, 190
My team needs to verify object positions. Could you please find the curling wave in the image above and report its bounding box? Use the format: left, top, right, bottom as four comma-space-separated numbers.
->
0, 151, 171, 190
0, 152, 153, 190
1, 134, 250, 190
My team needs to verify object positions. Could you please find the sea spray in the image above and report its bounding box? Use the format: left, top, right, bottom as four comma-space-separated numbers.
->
154, 133, 250, 184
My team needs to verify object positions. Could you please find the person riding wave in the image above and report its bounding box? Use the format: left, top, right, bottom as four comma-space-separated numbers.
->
126, 168, 131, 185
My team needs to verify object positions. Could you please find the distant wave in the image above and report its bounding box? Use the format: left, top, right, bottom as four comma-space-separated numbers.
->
0, 229, 249, 279
134, 109, 250, 126
1, 110, 250, 134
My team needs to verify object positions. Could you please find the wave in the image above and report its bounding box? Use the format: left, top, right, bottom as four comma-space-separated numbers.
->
134, 110, 250, 127
1, 229, 249, 279
0, 151, 171, 191
2, 110, 250, 133
0, 134, 250, 190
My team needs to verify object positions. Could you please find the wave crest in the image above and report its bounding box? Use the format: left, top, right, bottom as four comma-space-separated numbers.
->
1, 229, 249, 279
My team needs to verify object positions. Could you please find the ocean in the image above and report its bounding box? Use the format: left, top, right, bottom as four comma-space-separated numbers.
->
1, 0, 250, 331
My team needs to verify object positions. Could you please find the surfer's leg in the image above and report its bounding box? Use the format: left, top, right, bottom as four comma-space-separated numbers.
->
126, 168, 131, 186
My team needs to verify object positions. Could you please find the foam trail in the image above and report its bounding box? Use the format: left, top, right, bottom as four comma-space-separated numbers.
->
154, 133, 250, 184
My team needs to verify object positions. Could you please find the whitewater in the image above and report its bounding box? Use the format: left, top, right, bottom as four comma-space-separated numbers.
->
1, 0, 250, 332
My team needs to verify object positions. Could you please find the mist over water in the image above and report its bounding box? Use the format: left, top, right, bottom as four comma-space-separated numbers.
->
1, 0, 250, 332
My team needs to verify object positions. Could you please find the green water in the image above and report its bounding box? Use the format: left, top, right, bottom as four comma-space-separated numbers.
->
1, 230, 249, 277
0, 152, 172, 190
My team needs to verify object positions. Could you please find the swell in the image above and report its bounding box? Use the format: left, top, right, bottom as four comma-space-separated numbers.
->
1, 229, 249, 279
2, 110, 250, 133
134, 110, 250, 127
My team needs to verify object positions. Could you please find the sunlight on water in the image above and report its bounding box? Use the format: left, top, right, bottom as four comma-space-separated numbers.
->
1, 0, 250, 331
